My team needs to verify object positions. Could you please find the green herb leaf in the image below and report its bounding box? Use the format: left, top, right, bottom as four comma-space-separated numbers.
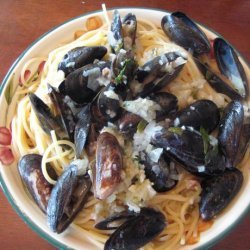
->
115, 59, 132, 84
168, 127, 183, 135
137, 120, 148, 133
4, 74, 14, 105
200, 127, 210, 154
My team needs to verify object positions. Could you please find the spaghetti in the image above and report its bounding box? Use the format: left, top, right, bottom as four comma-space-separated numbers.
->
11, 8, 249, 250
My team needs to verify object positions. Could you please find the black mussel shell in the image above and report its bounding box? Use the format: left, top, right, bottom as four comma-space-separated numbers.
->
234, 123, 250, 166
109, 10, 123, 54
104, 208, 166, 250
200, 168, 243, 221
58, 46, 107, 76
59, 61, 111, 104
97, 83, 122, 121
48, 84, 75, 141
142, 153, 178, 192
171, 99, 220, 133
194, 58, 243, 100
152, 127, 226, 176
214, 38, 249, 99
18, 154, 56, 213
136, 52, 186, 97
47, 164, 91, 233
218, 100, 244, 168
149, 92, 178, 121
122, 13, 137, 50
29, 93, 69, 140
74, 104, 92, 158
161, 13, 210, 56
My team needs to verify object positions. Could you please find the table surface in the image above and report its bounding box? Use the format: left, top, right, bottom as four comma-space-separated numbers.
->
0, 0, 250, 249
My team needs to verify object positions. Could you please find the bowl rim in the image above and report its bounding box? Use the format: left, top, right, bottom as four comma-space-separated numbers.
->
0, 6, 249, 250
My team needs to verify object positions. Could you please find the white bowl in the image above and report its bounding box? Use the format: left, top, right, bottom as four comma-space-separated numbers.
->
0, 7, 250, 250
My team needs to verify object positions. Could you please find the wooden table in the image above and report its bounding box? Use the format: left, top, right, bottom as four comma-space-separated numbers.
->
0, 0, 249, 249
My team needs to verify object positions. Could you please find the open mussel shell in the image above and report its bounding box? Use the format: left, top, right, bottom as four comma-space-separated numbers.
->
48, 84, 75, 141
194, 58, 243, 100
122, 13, 137, 50
58, 46, 107, 76
218, 100, 244, 168
136, 52, 187, 97
214, 37, 249, 99
59, 61, 111, 104
74, 104, 92, 158
94, 132, 123, 200
152, 127, 226, 177
161, 13, 210, 56
200, 168, 243, 221
47, 164, 91, 233
18, 154, 56, 213
171, 99, 220, 133
104, 208, 166, 250
109, 10, 124, 54
29, 93, 69, 140
142, 153, 178, 192
149, 92, 178, 121
97, 83, 122, 121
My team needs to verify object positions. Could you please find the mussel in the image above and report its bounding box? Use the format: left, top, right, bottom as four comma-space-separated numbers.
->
214, 37, 249, 99
97, 83, 122, 121
94, 132, 123, 199
161, 12, 210, 56
152, 127, 226, 176
200, 168, 243, 221
58, 46, 107, 76
109, 10, 123, 54
171, 99, 220, 133
194, 58, 243, 100
74, 104, 92, 158
29, 93, 73, 140
122, 13, 137, 51
136, 52, 187, 97
96, 208, 166, 250
142, 153, 178, 192
118, 112, 143, 135
47, 162, 91, 233
59, 61, 111, 104
234, 123, 250, 166
18, 154, 56, 213
218, 100, 244, 168
149, 92, 178, 121
48, 84, 75, 141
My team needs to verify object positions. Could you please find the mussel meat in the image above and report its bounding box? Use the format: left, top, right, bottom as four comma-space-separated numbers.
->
122, 13, 137, 51
94, 132, 123, 199
18, 154, 56, 213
